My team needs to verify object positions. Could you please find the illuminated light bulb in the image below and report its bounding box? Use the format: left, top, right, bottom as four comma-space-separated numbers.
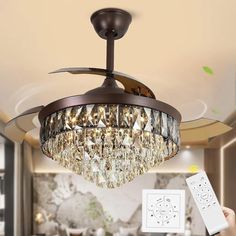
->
188, 165, 199, 173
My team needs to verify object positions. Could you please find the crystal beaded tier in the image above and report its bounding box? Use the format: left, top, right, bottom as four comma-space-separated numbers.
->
40, 104, 180, 188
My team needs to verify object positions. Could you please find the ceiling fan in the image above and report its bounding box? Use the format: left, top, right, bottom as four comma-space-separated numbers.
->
5, 8, 231, 188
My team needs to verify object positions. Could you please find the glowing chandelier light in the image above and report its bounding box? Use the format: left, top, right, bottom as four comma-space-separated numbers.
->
6, 8, 181, 188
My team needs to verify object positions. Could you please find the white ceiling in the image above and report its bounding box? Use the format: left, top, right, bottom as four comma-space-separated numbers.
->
0, 0, 236, 140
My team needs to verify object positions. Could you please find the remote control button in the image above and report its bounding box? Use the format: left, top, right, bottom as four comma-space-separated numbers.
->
164, 203, 170, 208
148, 204, 155, 210
156, 198, 162, 203
160, 209, 168, 215
201, 193, 209, 199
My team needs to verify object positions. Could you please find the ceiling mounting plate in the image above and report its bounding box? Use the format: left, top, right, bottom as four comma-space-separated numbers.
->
90, 8, 132, 40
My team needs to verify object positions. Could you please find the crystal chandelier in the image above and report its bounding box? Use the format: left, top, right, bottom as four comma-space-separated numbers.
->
6, 8, 181, 188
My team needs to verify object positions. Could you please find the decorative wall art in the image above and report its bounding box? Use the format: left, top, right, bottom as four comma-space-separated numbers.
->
33, 173, 205, 236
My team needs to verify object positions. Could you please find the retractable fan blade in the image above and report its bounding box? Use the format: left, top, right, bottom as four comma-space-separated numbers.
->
5, 106, 44, 142
50, 67, 156, 98
180, 118, 232, 144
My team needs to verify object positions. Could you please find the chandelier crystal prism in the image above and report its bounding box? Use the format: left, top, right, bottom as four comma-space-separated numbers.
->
6, 8, 182, 188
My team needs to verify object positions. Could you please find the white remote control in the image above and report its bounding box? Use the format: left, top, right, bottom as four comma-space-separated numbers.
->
186, 171, 228, 235
142, 189, 185, 233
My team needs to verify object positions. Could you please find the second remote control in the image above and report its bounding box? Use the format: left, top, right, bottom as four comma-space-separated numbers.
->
186, 171, 228, 235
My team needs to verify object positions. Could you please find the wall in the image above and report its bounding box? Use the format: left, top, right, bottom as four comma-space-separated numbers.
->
205, 122, 236, 211
0, 118, 34, 236
224, 142, 236, 210
33, 173, 205, 236
32, 147, 205, 236
0, 143, 5, 170
0, 120, 15, 236
32, 148, 204, 173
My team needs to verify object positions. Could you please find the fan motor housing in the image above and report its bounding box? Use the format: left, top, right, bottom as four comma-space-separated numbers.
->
90, 8, 132, 40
